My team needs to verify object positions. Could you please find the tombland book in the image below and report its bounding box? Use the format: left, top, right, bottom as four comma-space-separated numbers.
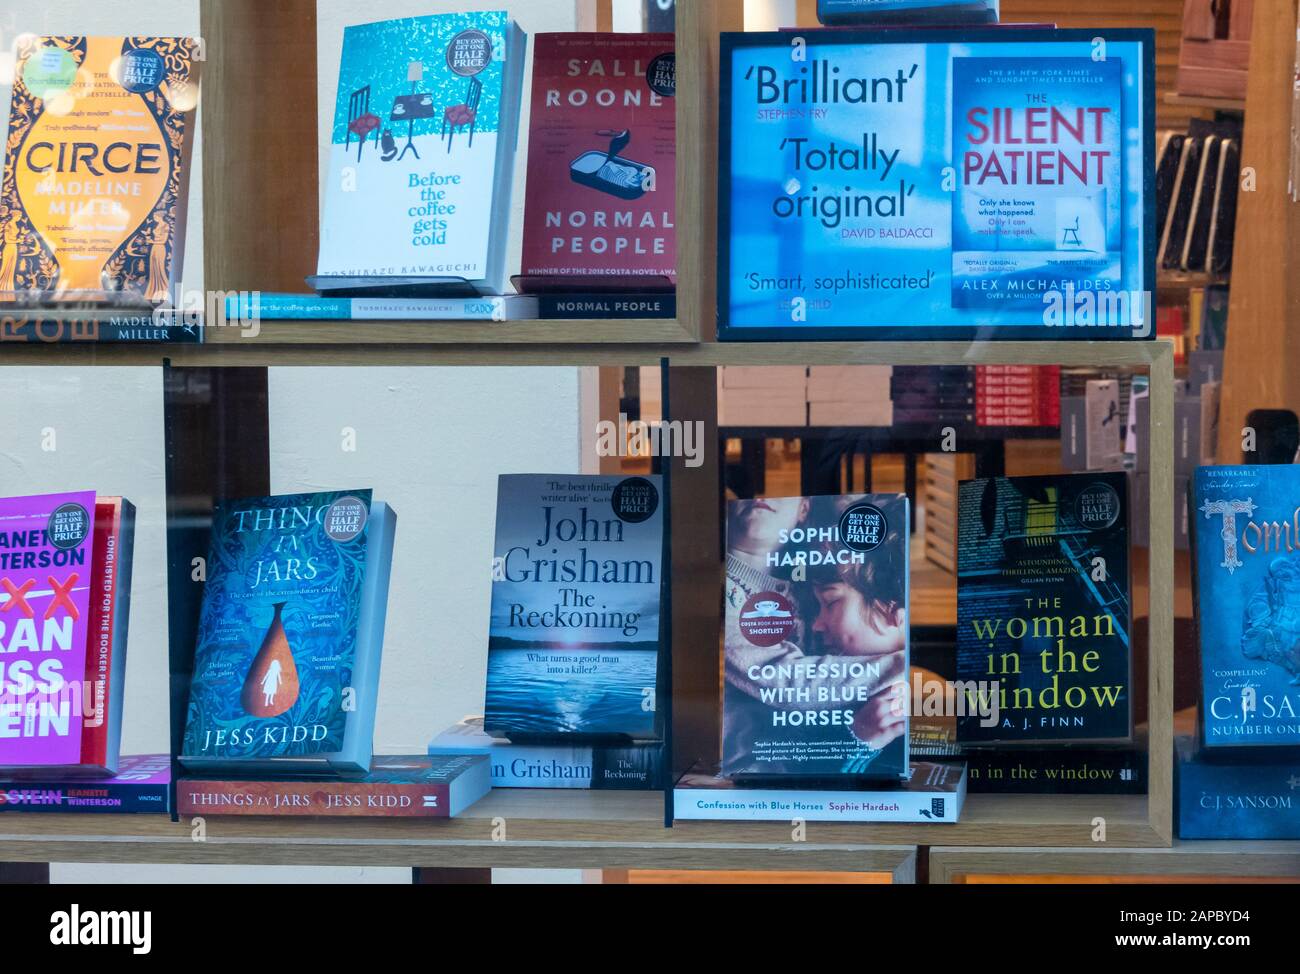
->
0, 754, 169, 814
0, 492, 135, 776
1192, 465, 1300, 751
0, 36, 200, 305
717, 29, 1152, 339
484, 475, 664, 741
316, 12, 527, 294
180, 491, 396, 773
178, 755, 490, 818
956, 473, 1132, 745
520, 33, 675, 287
723, 493, 910, 780
674, 760, 965, 822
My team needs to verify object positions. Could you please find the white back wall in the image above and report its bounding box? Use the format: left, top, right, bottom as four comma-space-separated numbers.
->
0, 0, 592, 885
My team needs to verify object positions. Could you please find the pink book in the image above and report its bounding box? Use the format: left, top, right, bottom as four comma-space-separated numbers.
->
0, 491, 96, 770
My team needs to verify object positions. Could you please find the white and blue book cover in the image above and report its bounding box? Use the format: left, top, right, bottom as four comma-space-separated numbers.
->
484, 475, 664, 741
1193, 466, 1300, 751
718, 29, 1152, 340
317, 12, 525, 292
952, 57, 1123, 312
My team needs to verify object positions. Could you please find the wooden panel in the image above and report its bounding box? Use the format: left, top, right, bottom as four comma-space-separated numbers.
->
1216, 0, 1300, 462
675, 0, 744, 340
200, 0, 318, 292
931, 843, 1300, 882
0, 793, 1164, 868
1001, 0, 1203, 130
667, 366, 722, 774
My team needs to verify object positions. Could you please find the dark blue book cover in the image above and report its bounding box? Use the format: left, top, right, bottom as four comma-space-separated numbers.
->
0, 754, 170, 814
181, 490, 395, 770
1176, 737, 1300, 839
484, 475, 664, 740
723, 493, 910, 780
956, 472, 1131, 743
1193, 465, 1300, 750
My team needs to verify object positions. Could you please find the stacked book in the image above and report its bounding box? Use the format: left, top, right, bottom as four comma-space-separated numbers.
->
717, 367, 807, 427
891, 367, 975, 426
806, 366, 893, 427
975, 366, 1059, 428
1156, 120, 1240, 276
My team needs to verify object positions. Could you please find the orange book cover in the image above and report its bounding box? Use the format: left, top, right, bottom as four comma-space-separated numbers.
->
0, 36, 200, 305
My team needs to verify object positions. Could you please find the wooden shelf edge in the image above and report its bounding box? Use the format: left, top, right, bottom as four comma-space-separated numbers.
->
0, 338, 1170, 368
929, 841, 1300, 883
1162, 91, 1247, 113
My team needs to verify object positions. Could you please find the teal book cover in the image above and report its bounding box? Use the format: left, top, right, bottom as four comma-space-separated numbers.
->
182, 491, 378, 764
1194, 465, 1300, 750
316, 11, 525, 292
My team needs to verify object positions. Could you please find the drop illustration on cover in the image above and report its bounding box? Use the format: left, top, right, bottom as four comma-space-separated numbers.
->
241, 602, 300, 717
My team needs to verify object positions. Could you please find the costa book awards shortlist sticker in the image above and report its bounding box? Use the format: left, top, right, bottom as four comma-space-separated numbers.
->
739, 591, 795, 646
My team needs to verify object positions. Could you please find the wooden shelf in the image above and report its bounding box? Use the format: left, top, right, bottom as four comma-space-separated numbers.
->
931, 841, 1300, 882
203, 317, 696, 345
0, 791, 1163, 869
0, 338, 1173, 369
1162, 91, 1247, 113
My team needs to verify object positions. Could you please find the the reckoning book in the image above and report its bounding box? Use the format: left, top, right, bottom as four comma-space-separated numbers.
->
723, 493, 910, 780
1192, 465, 1300, 751
956, 473, 1132, 744
484, 475, 664, 741
181, 491, 396, 773
1, 36, 201, 305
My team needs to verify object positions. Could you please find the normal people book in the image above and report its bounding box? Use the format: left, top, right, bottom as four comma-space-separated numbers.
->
317, 12, 526, 294
181, 491, 396, 773
956, 473, 1132, 745
717, 29, 1154, 340
484, 475, 664, 742
723, 494, 910, 780
1193, 466, 1300, 752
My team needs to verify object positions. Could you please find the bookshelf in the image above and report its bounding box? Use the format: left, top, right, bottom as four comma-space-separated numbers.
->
0, 0, 1193, 879
930, 843, 1300, 882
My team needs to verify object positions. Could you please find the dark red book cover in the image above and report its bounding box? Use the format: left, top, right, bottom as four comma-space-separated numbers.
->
520, 33, 675, 284
80, 498, 123, 768
177, 754, 491, 818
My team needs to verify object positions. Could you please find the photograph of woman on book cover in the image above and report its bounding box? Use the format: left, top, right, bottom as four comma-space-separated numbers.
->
723, 493, 908, 778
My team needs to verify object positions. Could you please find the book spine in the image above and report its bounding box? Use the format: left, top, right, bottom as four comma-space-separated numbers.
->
673, 788, 957, 822
965, 749, 1145, 794
80, 502, 122, 768
0, 313, 203, 343
177, 779, 454, 817
535, 293, 677, 320
0, 782, 169, 814
227, 294, 531, 320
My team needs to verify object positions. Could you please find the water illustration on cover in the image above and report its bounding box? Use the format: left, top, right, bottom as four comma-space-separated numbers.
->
484, 475, 663, 740
183, 491, 374, 760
